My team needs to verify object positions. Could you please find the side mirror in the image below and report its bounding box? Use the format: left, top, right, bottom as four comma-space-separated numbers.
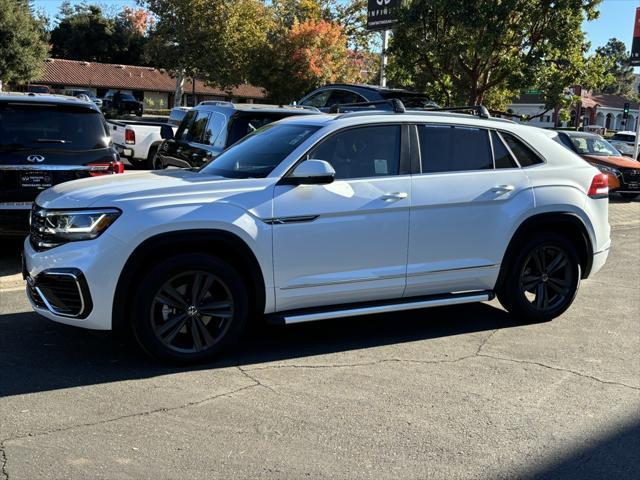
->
284, 159, 335, 185
160, 124, 174, 140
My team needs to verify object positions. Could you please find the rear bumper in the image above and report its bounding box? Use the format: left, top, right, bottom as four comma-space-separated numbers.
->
114, 144, 134, 158
589, 245, 610, 277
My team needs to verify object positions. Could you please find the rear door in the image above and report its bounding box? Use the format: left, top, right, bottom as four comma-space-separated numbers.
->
406, 124, 534, 297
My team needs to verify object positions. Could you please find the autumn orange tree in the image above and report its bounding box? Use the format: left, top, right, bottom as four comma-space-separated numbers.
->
253, 19, 365, 104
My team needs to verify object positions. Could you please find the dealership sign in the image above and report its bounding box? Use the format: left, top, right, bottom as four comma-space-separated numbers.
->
367, 0, 399, 31
632, 7, 640, 66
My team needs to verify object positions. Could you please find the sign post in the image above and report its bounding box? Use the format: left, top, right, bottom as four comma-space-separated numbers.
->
367, 0, 399, 87
632, 8, 640, 159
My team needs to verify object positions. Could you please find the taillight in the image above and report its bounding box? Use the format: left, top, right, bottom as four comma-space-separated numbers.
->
125, 128, 135, 144
587, 173, 608, 198
87, 161, 125, 176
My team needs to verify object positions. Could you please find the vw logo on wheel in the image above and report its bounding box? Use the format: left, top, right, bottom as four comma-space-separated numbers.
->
27, 155, 45, 163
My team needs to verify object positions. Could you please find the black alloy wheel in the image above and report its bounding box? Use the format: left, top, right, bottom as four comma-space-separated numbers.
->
132, 254, 249, 363
497, 233, 580, 323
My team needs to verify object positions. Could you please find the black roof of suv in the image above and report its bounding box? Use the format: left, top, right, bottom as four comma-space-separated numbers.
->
298, 83, 437, 112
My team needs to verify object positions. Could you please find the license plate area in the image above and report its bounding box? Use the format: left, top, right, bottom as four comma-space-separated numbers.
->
20, 171, 53, 189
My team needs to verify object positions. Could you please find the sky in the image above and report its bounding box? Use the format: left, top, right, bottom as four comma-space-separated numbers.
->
32, 0, 638, 53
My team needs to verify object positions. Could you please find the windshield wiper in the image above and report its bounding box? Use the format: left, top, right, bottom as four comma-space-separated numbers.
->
35, 139, 69, 144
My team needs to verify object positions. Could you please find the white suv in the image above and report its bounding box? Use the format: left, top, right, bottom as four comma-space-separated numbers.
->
23, 106, 611, 362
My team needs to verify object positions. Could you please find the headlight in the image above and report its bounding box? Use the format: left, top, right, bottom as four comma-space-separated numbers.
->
593, 164, 620, 176
40, 208, 121, 242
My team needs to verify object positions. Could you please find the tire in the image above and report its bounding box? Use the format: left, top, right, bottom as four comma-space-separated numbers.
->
131, 253, 249, 363
146, 146, 158, 170
619, 192, 640, 201
497, 232, 581, 324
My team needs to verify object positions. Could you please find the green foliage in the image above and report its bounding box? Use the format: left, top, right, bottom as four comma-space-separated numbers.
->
595, 38, 635, 96
49, 2, 150, 65
143, 0, 272, 90
389, 0, 606, 110
0, 0, 49, 87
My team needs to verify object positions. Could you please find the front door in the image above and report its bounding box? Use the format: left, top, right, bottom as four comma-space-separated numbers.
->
272, 124, 411, 311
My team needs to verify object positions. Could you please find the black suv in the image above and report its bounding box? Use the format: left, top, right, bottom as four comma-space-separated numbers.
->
0, 93, 123, 236
298, 83, 436, 112
103, 92, 144, 117
154, 102, 319, 169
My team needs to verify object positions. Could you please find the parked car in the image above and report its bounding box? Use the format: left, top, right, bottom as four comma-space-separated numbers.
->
26, 85, 50, 94
547, 130, 640, 200
107, 118, 179, 169
298, 83, 437, 112
24, 101, 610, 363
154, 102, 319, 170
609, 131, 636, 158
65, 89, 103, 109
0, 93, 124, 236
103, 92, 144, 117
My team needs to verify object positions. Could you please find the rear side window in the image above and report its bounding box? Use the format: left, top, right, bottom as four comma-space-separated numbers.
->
500, 132, 543, 167
491, 131, 518, 168
0, 103, 108, 151
418, 125, 492, 173
300, 90, 331, 108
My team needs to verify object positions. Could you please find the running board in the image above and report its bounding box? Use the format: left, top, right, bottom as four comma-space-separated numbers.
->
267, 291, 494, 325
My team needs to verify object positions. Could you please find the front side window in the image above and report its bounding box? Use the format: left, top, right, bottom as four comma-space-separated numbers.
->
309, 125, 401, 179
202, 112, 226, 145
199, 124, 319, 178
300, 90, 332, 108
500, 132, 543, 167
418, 125, 492, 173
175, 110, 197, 141
326, 90, 366, 107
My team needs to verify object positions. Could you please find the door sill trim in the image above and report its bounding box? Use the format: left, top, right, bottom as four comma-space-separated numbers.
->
268, 290, 494, 325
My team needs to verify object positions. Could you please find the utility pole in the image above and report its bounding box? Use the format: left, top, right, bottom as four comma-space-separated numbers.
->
379, 29, 389, 87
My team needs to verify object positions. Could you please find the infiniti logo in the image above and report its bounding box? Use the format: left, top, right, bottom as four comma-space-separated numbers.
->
27, 155, 45, 163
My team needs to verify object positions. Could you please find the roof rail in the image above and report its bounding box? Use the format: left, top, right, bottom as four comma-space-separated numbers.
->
329, 99, 406, 114
415, 105, 491, 119
198, 100, 234, 107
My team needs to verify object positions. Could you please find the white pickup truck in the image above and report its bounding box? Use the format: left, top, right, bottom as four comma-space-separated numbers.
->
107, 108, 189, 168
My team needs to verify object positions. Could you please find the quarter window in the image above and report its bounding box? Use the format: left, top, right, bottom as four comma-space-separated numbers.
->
500, 132, 543, 167
418, 125, 493, 173
491, 131, 518, 169
309, 125, 401, 179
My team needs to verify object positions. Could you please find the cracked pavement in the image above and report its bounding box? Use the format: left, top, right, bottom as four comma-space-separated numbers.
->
0, 206, 638, 479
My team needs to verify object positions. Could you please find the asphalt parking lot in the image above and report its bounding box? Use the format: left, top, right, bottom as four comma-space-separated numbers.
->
0, 199, 638, 479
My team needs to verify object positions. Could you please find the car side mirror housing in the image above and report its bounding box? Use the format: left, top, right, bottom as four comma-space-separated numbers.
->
160, 124, 174, 140
284, 159, 335, 185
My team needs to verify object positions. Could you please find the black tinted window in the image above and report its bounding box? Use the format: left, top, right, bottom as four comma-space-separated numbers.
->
418, 125, 492, 173
310, 125, 400, 179
227, 113, 294, 146
200, 124, 319, 178
327, 90, 365, 107
176, 110, 196, 141
0, 104, 108, 151
186, 111, 210, 143
300, 90, 331, 108
501, 132, 543, 166
203, 112, 226, 145
491, 131, 517, 168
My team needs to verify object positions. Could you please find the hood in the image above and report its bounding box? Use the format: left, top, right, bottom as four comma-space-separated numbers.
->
36, 169, 275, 210
582, 154, 640, 169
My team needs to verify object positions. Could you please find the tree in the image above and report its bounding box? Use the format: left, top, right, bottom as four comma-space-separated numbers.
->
143, 0, 272, 107
252, 19, 365, 104
389, 0, 606, 110
0, 0, 49, 90
49, 3, 150, 65
595, 38, 634, 96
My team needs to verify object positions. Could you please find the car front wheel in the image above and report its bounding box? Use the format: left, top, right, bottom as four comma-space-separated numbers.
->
497, 232, 581, 323
131, 254, 249, 363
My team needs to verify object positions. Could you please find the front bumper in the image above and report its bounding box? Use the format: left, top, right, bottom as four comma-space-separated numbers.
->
23, 233, 128, 330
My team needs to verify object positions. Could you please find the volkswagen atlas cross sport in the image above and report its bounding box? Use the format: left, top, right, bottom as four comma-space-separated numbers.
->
23, 102, 611, 363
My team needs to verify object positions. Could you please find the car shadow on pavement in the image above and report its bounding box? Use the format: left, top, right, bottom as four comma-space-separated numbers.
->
0, 302, 517, 397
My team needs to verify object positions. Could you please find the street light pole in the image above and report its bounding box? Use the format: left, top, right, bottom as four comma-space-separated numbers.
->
379, 29, 389, 87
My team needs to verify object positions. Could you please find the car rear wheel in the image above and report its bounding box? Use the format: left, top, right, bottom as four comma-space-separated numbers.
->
497, 233, 580, 323
131, 254, 249, 363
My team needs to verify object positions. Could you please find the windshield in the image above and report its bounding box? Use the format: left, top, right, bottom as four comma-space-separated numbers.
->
568, 135, 620, 156
611, 134, 635, 143
200, 123, 319, 178
0, 103, 109, 151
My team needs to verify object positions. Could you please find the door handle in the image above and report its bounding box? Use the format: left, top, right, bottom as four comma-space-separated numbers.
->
491, 185, 515, 194
380, 192, 408, 201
